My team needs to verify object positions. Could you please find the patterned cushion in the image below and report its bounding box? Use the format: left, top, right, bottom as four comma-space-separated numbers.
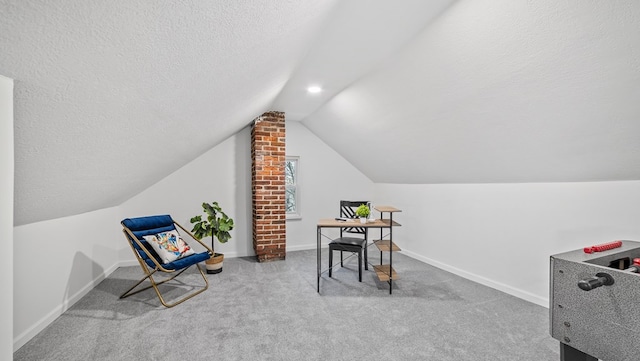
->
143, 230, 195, 264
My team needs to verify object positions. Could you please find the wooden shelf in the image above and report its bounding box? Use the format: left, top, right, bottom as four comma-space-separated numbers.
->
317, 205, 402, 294
379, 219, 401, 227
374, 205, 402, 213
373, 264, 398, 281
373, 240, 401, 252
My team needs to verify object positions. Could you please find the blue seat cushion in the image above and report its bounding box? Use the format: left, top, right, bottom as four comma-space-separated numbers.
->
122, 215, 175, 238
162, 251, 211, 270
122, 215, 210, 269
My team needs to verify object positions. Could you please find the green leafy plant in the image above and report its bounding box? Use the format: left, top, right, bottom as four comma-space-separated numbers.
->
190, 201, 235, 254
355, 204, 370, 218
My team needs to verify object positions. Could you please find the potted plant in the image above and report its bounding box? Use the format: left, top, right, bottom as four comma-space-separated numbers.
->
355, 203, 370, 224
190, 201, 234, 274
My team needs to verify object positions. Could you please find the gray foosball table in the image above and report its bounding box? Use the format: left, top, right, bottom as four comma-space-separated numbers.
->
550, 240, 640, 361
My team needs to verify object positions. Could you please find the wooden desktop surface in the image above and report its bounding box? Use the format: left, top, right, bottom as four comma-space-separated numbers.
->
317, 218, 400, 227
316, 205, 402, 293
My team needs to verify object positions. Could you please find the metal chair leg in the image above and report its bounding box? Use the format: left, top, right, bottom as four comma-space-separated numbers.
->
358, 250, 362, 282
364, 243, 368, 270
329, 249, 333, 277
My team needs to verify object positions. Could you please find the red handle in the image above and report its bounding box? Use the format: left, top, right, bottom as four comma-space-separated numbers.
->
583, 240, 623, 254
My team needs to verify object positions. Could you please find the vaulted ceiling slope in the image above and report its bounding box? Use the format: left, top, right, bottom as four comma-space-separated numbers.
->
2, 1, 640, 225
302, 0, 640, 184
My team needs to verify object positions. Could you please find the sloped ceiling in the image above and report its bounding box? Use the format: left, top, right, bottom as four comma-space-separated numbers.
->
2, 0, 640, 225
303, 1, 640, 184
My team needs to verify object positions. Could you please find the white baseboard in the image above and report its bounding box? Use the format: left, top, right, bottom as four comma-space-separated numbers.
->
14, 253, 257, 352
13, 262, 121, 352
286, 243, 321, 252
285, 244, 548, 307
118, 259, 139, 267
401, 249, 549, 308
15, 246, 548, 352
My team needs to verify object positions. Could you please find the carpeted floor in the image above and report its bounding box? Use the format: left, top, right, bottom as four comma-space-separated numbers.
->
14, 249, 560, 360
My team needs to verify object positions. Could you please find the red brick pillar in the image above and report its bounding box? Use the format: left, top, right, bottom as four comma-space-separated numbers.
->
251, 111, 286, 262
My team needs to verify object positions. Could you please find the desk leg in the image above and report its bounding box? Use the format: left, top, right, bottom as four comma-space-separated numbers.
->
389, 249, 393, 294
317, 226, 321, 293
389, 213, 393, 294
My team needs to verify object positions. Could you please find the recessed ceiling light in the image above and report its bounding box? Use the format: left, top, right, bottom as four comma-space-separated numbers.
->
307, 85, 322, 94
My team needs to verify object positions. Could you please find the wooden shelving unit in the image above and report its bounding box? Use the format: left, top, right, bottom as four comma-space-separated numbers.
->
373, 239, 401, 252
373, 264, 398, 282
373, 205, 402, 294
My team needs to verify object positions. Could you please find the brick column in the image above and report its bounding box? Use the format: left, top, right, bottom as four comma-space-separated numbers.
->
251, 111, 286, 262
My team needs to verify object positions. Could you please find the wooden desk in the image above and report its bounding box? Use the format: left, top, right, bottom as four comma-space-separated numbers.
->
316, 206, 401, 293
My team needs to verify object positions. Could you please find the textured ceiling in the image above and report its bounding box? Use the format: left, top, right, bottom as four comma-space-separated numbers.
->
303, 0, 640, 183
2, 0, 640, 225
2, 0, 339, 225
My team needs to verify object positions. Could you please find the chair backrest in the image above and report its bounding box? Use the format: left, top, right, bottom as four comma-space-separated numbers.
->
122, 214, 177, 266
340, 200, 369, 237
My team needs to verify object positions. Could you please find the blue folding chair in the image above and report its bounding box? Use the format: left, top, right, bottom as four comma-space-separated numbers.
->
120, 214, 213, 307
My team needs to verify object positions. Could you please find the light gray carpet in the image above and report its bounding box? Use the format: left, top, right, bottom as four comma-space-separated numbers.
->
14, 249, 560, 360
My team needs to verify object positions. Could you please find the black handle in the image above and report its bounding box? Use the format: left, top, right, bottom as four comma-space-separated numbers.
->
578, 272, 615, 291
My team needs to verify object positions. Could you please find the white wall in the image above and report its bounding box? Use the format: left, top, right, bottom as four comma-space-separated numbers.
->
13, 118, 640, 353
12, 125, 254, 351
374, 181, 640, 306
285, 121, 374, 249
13, 206, 122, 350
119, 125, 253, 257
1, 75, 14, 361
120, 121, 375, 256
11, 119, 374, 351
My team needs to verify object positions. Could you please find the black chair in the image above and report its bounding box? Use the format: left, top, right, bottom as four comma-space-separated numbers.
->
329, 200, 369, 281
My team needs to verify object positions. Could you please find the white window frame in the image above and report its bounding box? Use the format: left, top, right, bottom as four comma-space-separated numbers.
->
285, 156, 301, 219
